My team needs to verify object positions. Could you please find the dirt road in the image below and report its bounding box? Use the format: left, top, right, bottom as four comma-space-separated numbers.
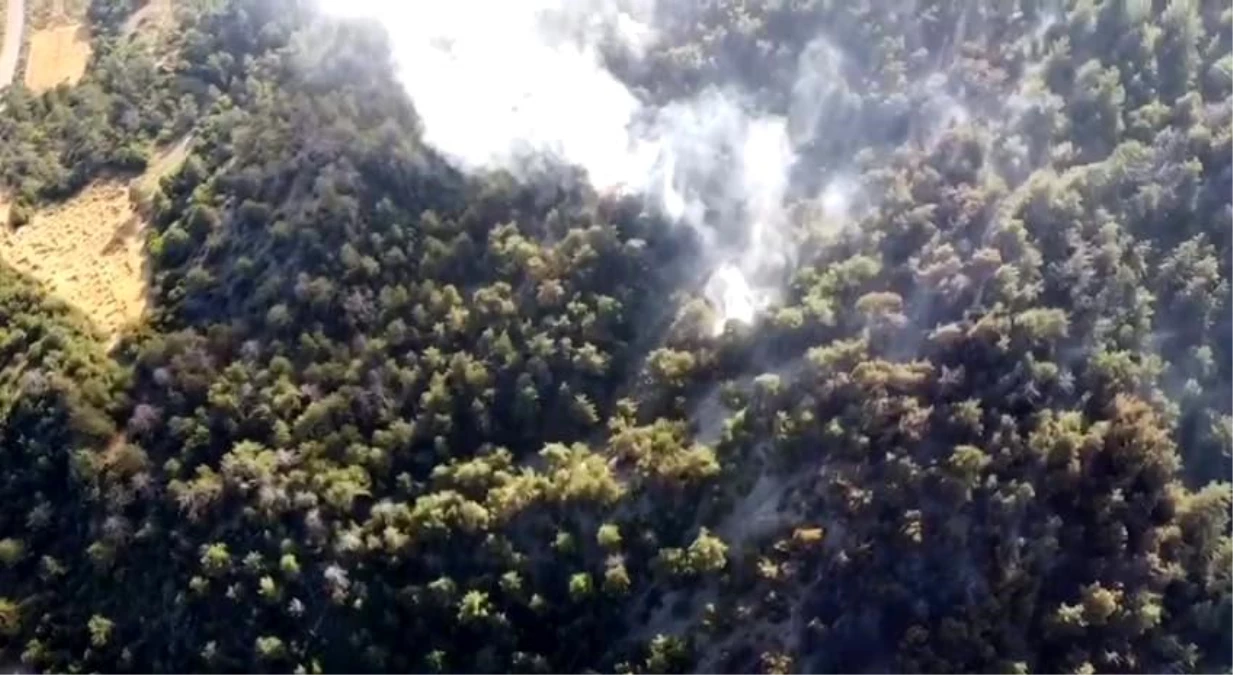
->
0, 0, 25, 89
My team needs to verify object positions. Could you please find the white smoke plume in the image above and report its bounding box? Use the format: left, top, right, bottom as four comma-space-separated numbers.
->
317, 0, 652, 188
317, 0, 806, 335
788, 36, 847, 148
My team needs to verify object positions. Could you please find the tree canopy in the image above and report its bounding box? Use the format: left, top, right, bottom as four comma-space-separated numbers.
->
0, 0, 1229, 672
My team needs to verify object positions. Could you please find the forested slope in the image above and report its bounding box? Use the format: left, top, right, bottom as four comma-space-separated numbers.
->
0, 0, 1229, 673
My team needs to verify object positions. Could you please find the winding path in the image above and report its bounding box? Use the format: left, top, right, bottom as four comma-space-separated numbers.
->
0, 0, 25, 90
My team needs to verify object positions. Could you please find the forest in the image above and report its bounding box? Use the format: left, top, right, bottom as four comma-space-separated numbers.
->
0, 0, 1229, 672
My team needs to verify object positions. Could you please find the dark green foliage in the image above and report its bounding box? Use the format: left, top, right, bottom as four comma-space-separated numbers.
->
0, 0, 1228, 673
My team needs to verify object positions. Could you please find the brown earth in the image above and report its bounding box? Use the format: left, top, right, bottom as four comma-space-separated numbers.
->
0, 139, 192, 341
0, 182, 148, 338
0, 0, 20, 92
23, 22, 90, 92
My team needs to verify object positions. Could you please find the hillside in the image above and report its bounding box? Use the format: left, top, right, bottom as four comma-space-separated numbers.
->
0, 0, 1229, 673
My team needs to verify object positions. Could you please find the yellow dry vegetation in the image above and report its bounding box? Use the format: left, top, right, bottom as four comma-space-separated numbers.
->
0, 182, 147, 337
24, 23, 91, 92
0, 139, 192, 340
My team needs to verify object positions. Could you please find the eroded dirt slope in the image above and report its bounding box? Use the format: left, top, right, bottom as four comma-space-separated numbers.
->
23, 22, 89, 91
0, 182, 148, 336
0, 139, 191, 340
22, 0, 90, 92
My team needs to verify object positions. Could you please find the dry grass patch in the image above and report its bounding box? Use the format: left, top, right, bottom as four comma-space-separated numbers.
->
23, 22, 91, 92
0, 182, 148, 337
0, 138, 192, 340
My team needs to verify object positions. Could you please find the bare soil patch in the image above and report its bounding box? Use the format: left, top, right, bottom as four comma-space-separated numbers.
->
0, 182, 148, 337
0, 138, 193, 339
23, 22, 90, 92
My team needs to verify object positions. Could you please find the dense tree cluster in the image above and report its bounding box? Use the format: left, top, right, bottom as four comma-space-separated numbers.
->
0, 0, 1228, 672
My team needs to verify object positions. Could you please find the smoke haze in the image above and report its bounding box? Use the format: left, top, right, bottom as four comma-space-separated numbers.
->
318, 0, 651, 189
317, 0, 809, 332
314, 0, 1058, 336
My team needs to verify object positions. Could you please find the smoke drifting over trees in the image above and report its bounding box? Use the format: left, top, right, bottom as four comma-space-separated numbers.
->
319, 0, 810, 331
0, 0, 1229, 673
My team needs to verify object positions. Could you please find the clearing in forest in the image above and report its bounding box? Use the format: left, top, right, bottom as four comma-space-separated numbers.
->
0, 139, 191, 340
0, 182, 147, 337
23, 22, 90, 92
